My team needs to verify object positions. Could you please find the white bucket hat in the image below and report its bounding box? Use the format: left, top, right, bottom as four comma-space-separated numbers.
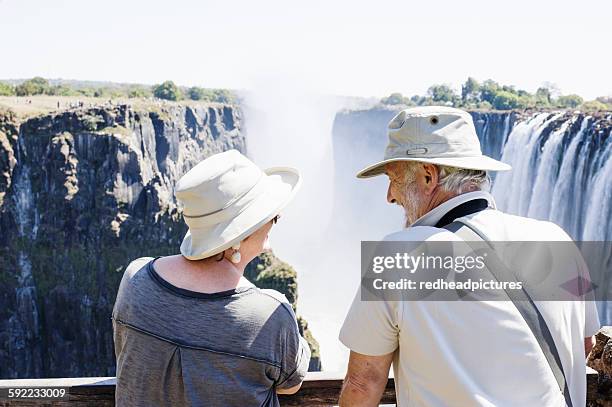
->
175, 150, 301, 260
357, 106, 511, 178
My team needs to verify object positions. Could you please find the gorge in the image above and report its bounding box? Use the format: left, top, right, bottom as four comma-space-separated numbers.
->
0, 102, 320, 378
0, 99, 610, 377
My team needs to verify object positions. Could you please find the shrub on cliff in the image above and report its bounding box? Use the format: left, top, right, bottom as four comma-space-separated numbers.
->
153, 81, 182, 101
245, 251, 298, 307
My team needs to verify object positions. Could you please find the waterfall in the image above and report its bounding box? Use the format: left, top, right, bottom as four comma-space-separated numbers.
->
486, 111, 612, 324
490, 111, 612, 241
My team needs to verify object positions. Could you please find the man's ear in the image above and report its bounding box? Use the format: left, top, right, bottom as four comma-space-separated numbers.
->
420, 164, 439, 195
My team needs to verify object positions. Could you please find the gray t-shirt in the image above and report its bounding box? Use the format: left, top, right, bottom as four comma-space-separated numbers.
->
112, 256, 311, 407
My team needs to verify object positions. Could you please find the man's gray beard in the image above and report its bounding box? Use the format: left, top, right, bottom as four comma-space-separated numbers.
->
402, 181, 422, 228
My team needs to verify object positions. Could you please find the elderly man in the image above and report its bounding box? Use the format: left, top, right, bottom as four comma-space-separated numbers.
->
338, 106, 600, 407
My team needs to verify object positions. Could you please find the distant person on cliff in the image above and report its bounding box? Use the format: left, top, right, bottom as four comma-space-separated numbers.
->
338, 106, 599, 407
112, 150, 310, 406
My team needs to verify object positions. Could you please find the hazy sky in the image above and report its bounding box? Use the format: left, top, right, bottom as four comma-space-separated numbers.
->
1, 0, 610, 99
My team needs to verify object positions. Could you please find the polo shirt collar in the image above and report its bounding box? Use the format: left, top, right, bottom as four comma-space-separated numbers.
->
410, 190, 497, 228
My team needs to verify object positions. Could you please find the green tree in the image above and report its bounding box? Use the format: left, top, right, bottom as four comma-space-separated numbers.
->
77, 88, 96, 97
93, 88, 107, 98
152, 81, 181, 101
477, 101, 493, 110
517, 89, 531, 97
0, 82, 15, 96
128, 86, 151, 98
535, 87, 552, 106
410, 95, 422, 104
580, 100, 608, 111
556, 94, 583, 109
492, 91, 521, 110
47, 85, 78, 96
461, 77, 480, 103
427, 84, 457, 103
381, 92, 406, 105
15, 77, 50, 96
188, 86, 212, 101
211, 89, 234, 103
517, 95, 535, 109
479, 80, 500, 104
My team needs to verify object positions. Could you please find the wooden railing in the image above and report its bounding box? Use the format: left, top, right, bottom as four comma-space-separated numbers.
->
0, 368, 602, 406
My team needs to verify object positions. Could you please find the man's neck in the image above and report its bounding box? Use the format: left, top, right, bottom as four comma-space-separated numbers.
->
421, 188, 459, 218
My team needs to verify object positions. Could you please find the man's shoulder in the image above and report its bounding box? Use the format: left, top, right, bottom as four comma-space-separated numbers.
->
463, 209, 573, 241
383, 226, 461, 242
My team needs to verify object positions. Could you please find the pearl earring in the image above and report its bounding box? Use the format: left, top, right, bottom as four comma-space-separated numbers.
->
230, 243, 241, 264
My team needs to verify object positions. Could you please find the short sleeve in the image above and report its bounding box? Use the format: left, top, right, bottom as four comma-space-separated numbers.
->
276, 304, 311, 389
585, 300, 600, 337
339, 287, 399, 356
112, 257, 153, 320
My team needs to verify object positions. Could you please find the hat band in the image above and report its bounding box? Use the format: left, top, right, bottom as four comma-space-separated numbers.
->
183, 173, 264, 219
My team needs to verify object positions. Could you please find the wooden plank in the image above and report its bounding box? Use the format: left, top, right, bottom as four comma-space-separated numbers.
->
279, 377, 396, 406
0, 378, 115, 407
0, 370, 603, 406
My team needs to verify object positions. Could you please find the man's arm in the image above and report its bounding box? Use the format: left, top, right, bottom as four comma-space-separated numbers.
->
277, 383, 302, 395
339, 351, 394, 407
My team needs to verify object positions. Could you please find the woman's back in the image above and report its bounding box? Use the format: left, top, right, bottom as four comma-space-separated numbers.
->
112, 257, 310, 407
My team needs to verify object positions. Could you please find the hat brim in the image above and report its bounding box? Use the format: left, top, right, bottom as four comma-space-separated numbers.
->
180, 166, 301, 260
356, 155, 512, 178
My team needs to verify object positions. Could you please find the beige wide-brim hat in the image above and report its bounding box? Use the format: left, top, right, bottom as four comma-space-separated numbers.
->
175, 150, 301, 260
357, 106, 511, 178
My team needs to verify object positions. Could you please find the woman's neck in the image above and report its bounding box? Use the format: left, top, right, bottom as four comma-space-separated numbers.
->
155, 254, 247, 294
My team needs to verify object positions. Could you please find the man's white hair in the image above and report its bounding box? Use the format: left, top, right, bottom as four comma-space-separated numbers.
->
402, 162, 490, 193
437, 165, 490, 193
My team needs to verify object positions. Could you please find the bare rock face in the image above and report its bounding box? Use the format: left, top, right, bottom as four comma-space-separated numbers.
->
588, 327, 612, 406
0, 102, 321, 379
0, 109, 19, 208
0, 103, 247, 378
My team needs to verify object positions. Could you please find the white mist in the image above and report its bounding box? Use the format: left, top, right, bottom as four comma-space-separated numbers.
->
243, 77, 402, 371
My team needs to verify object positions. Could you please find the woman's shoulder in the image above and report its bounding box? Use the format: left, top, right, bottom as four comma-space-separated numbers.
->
248, 288, 297, 322
124, 256, 155, 279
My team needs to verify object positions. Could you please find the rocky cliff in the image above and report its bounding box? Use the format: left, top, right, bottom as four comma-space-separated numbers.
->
0, 102, 319, 378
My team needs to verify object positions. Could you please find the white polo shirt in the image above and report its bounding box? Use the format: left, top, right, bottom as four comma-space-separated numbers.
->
340, 191, 600, 407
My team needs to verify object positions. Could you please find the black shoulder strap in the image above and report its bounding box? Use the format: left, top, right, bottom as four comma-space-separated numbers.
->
443, 221, 573, 407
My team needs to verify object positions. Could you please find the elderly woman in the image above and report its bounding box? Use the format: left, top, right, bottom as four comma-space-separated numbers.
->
112, 150, 310, 406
